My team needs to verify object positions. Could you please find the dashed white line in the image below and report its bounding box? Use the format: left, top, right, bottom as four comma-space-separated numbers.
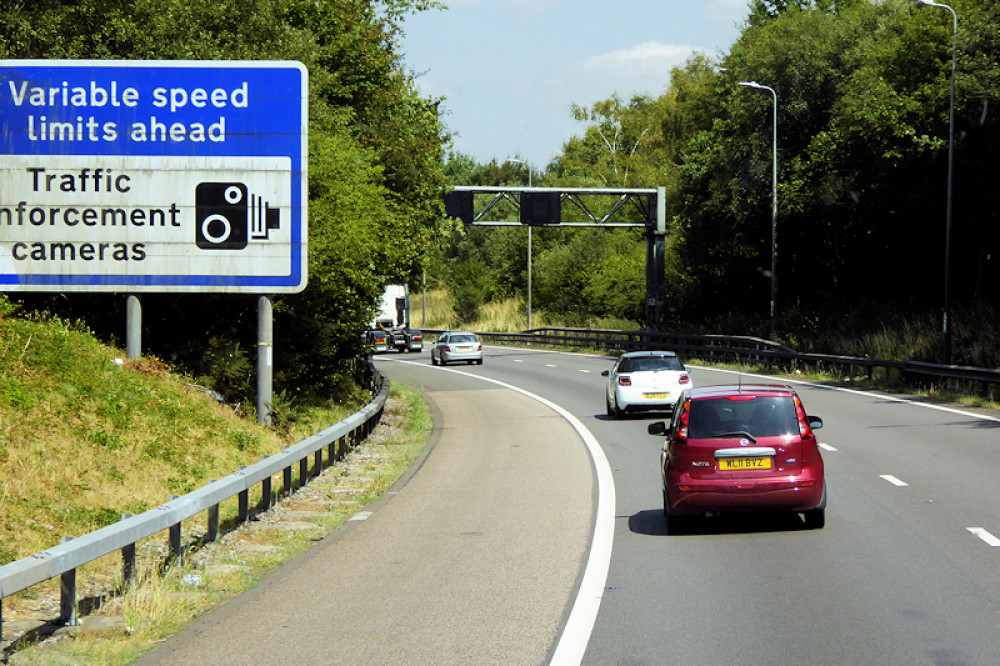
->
967, 528, 1000, 547
819, 442, 837, 452
880, 474, 909, 487
579, 369, 590, 374
513, 359, 524, 363
546, 364, 557, 368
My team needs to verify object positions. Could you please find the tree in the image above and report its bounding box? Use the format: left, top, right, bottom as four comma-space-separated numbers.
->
0, 0, 449, 404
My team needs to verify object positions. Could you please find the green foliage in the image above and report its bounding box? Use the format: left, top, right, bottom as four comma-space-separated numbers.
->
429, 0, 1000, 368
0, 314, 359, 562
1, 0, 449, 405
450, 260, 489, 323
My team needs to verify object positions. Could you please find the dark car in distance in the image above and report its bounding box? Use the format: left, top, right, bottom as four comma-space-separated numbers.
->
650, 383, 826, 534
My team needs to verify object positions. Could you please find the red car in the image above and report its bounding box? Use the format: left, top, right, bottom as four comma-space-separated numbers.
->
649, 383, 826, 533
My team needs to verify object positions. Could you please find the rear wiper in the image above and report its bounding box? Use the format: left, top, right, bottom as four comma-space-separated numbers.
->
712, 431, 757, 443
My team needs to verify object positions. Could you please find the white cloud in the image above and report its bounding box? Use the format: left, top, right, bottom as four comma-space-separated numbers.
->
582, 40, 697, 79
557, 40, 701, 107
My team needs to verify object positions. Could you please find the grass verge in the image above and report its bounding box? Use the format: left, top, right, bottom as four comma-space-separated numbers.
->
4, 384, 431, 664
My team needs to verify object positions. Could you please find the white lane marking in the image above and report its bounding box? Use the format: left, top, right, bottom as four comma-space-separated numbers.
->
579, 369, 591, 374
880, 474, 909, 487
967, 528, 1000, 547
513, 359, 524, 363
392, 359, 614, 666
348, 511, 373, 522
546, 364, 557, 368
819, 442, 838, 452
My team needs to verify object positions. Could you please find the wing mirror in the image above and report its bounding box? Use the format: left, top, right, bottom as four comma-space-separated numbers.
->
809, 416, 823, 430
600, 370, 610, 377
647, 421, 670, 437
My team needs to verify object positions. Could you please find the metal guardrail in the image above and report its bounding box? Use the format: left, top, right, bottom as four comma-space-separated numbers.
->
425, 327, 1000, 400
0, 362, 390, 648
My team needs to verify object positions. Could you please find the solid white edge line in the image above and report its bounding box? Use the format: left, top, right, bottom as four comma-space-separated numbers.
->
967, 527, 1000, 547
388, 359, 615, 666
880, 474, 909, 487
818, 443, 837, 452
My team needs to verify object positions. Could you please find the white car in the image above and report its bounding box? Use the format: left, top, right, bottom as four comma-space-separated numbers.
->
601, 351, 691, 419
431, 331, 484, 366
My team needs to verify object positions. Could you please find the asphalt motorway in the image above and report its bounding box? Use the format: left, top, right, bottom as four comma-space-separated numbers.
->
382, 346, 1000, 666
139, 360, 595, 665
143, 344, 1000, 665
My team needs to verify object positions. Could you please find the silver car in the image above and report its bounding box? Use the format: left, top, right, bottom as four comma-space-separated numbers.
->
431, 332, 484, 366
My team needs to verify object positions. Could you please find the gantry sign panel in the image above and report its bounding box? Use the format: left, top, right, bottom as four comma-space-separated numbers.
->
444, 186, 659, 228
0, 60, 308, 293
444, 186, 668, 328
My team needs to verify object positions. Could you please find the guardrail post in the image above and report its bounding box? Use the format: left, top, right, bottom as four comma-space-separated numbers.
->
168, 496, 182, 563
299, 456, 309, 488
59, 537, 77, 626
207, 501, 219, 543
261, 476, 272, 512
314, 450, 322, 477
238, 489, 249, 524
120, 513, 135, 588
236, 467, 249, 523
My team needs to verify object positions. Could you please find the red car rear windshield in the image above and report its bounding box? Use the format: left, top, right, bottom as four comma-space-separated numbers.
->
688, 397, 798, 438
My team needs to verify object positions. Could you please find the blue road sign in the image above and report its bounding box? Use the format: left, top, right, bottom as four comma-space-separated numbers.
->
0, 60, 307, 292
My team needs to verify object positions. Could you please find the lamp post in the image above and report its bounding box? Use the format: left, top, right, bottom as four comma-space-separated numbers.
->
508, 159, 533, 329
739, 80, 779, 340
909, 0, 957, 364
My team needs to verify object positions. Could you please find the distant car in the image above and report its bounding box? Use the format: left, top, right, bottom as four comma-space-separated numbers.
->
367, 330, 390, 354
407, 329, 423, 352
431, 332, 483, 366
601, 351, 691, 419
649, 383, 826, 534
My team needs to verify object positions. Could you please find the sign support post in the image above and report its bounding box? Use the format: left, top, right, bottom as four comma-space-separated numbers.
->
257, 296, 273, 426
126, 295, 141, 360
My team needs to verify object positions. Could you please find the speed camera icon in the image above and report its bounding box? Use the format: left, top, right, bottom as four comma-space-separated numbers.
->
195, 182, 280, 250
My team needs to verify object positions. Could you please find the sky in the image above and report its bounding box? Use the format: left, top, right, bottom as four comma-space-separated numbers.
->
399, 0, 751, 169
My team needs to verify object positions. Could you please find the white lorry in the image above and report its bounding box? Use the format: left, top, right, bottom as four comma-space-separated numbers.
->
371, 284, 422, 353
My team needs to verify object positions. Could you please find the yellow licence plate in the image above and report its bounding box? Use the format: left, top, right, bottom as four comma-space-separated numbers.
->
719, 456, 772, 471
643, 392, 670, 399
456, 345, 471, 351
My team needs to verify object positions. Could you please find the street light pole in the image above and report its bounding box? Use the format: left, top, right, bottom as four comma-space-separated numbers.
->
739, 80, 779, 339
909, 0, 957, 363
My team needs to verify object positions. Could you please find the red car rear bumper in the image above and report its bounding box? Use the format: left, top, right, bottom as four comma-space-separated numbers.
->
666, 471, 825, 515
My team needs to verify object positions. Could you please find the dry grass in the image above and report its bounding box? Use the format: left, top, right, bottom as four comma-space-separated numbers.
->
0, 315, 356, 566
416, 288, 639, 333
4, 387, 430, 664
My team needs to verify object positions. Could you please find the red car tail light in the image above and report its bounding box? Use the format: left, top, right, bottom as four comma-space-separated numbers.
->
618, 376, 632, 386
476, 344, 483, 351
679, 373, 691, 385
413, 335, 422, 341
794, 395, 811, 437
677, 400, 691, 441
